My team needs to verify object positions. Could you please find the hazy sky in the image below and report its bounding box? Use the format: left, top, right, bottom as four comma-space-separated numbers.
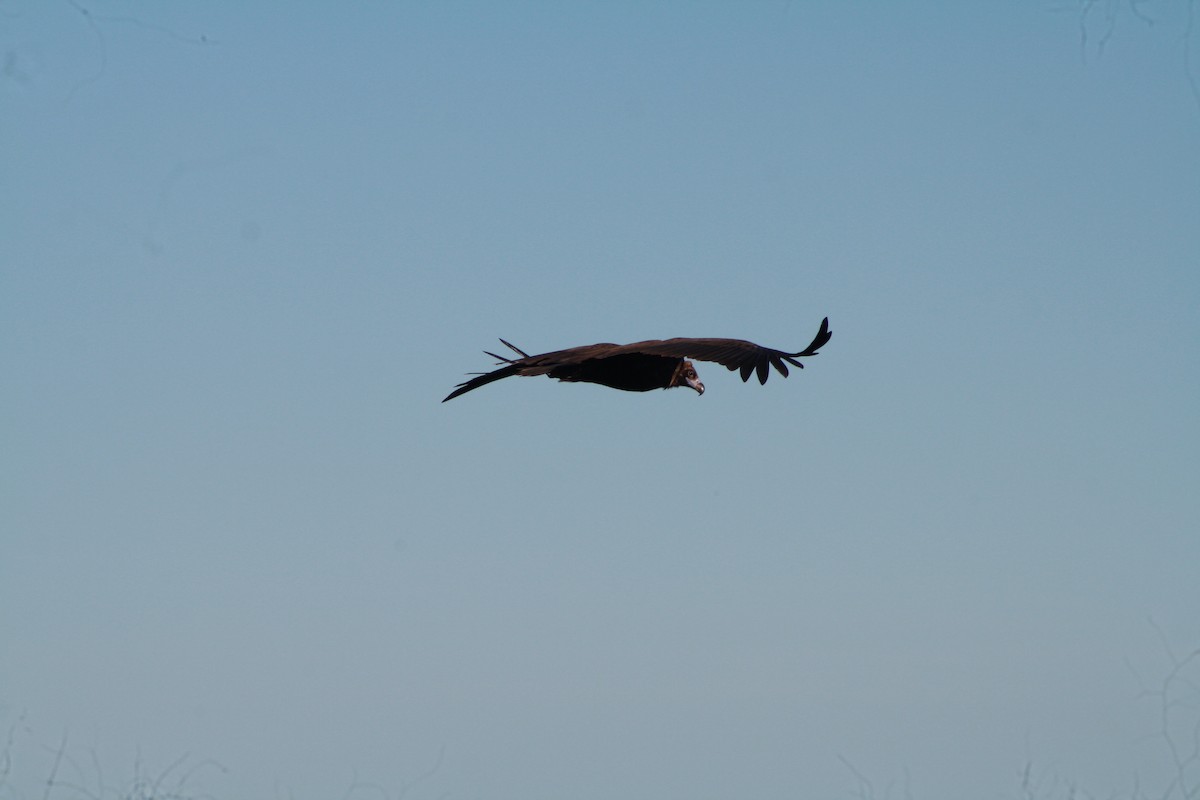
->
3, 2, 1199, 799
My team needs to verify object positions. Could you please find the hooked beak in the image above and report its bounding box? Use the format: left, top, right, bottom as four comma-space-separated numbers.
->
688, 376, 705, 396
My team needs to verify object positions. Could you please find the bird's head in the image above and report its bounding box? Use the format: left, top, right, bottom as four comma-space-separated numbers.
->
671, 360, 704, 396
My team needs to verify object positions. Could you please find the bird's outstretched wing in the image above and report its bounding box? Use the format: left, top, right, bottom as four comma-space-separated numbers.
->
442, 317, 831, 401
601, 316, 832, 385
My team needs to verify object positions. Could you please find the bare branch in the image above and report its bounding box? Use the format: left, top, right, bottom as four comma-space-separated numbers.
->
40, 732, 67, 800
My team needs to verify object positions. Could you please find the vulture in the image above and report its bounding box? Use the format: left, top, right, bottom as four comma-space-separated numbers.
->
442, 317, 831, 402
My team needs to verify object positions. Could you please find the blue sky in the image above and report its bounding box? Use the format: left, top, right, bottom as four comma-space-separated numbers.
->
2, 2, 1199, 799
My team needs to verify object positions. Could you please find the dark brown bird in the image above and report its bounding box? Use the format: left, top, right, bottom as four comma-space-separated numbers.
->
442, 317, 831, 402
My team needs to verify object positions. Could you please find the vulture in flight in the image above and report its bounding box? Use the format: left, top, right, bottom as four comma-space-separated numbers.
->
442, 317, 831, 402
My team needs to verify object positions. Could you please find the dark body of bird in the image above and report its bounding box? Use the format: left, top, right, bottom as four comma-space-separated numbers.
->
442, 317, 831, 402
